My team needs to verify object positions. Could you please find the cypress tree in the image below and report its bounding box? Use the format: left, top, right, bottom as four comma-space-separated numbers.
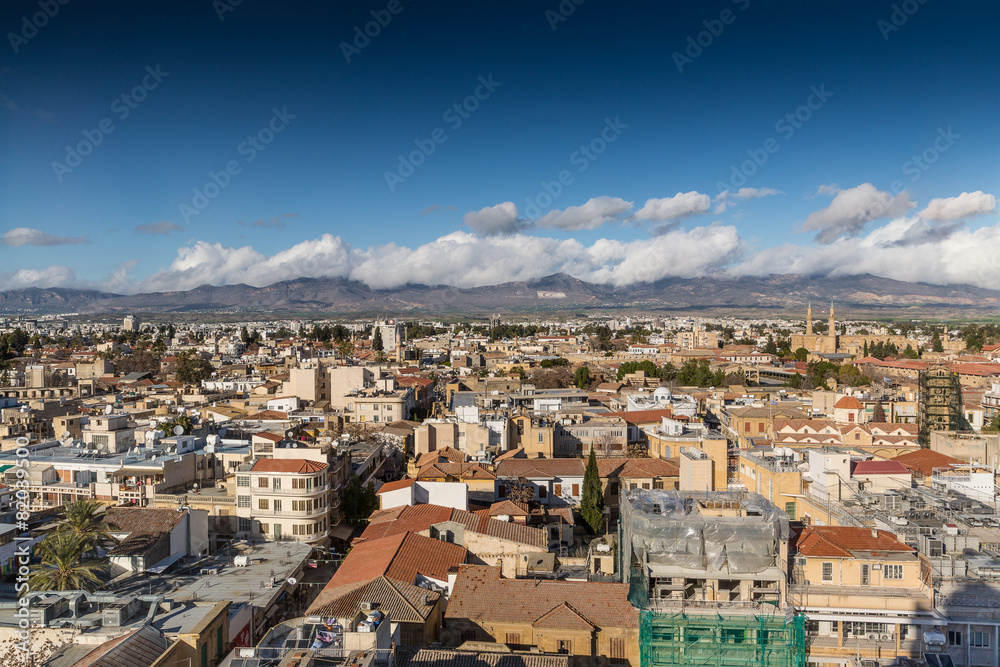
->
581, 448, 605, 534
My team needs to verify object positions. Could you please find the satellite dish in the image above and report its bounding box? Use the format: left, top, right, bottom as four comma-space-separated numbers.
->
173, 425, 184, 436
287, 577, 297, 586
285, 430, 295, 439
62, 431, 71, 441
105, 405, 113, 415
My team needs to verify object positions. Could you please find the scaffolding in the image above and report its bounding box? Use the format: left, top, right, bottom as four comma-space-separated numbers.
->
621, 490, 806, 667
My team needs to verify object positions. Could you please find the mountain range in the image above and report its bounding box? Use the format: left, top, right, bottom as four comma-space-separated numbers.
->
2, 274, 999, 317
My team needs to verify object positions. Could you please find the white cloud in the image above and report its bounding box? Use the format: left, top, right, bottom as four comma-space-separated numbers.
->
463, 201, 526, 236
716, 187, 781, 201
800, 183, 914, 243
919, 191, 996, 221
534, 196, 633, 231
633, 191, 711, 222
0, 265, 77, 289
1, 227, 87, 247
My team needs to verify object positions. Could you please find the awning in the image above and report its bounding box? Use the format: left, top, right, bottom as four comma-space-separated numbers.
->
146, 551, 186, 574
329, 524, 354, 541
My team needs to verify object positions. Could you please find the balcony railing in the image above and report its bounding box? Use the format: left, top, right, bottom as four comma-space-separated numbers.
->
247, 485, 329, 496
791, 583, 931, 599
253, 507, 328, 518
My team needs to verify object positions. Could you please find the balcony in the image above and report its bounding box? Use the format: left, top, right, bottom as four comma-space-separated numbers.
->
791, 583, 930, 600
253, 507, 328, 519
248, 484, 329, 496
805, 635, 923, 655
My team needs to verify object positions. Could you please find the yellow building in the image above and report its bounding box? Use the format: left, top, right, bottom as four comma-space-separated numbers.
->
789, 526, 934, 666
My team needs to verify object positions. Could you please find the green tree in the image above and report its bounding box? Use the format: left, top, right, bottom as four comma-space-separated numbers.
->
372, 328, 384, 352
573, 366, 590, 389
175, 353, 214, 384
984, 412, 1000, 433
337, 339, 354, 359
763, 335, 778, 355
793, 347, 809, 362
931, 331, 944, 353
343, 476, 380, 527
580, 448, 604, 534
29, 533, 107, 592
57, 499, 118, 558
903, 344, 919, 359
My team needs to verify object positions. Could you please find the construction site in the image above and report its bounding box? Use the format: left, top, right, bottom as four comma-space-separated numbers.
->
619, 488, 806, 667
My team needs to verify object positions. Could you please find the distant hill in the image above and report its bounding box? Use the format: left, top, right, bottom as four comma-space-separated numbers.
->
2, 273, 999, 316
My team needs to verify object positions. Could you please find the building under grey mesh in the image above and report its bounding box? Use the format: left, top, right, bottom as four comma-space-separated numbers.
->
620, 489, 790, 612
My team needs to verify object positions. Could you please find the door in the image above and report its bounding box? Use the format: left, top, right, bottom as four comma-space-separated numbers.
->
861, 564, 870, 586
554, 484, 562, 497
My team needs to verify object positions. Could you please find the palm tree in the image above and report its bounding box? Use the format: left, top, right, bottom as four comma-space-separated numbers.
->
56, 499, 118, 557
29, 533, 107, 592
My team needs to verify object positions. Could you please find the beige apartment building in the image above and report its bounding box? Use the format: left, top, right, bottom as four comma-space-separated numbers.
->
236, 458, 330, 543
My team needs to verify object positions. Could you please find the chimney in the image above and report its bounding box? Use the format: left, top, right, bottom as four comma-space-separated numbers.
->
871, 528, 879, 539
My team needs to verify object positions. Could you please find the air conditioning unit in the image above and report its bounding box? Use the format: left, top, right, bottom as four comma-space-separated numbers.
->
879, 634, 891, 641
867, 633, 879, 641
360, 601, 373, 611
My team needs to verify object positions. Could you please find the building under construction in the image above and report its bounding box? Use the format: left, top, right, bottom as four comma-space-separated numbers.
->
619, 489, 805, 667
918, 365, 965, 446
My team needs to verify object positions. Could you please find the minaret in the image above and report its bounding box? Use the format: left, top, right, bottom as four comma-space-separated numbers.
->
806, 301, 813, 336
829, 301, 836, 337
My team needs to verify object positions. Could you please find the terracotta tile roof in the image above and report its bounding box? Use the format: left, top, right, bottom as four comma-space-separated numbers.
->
307, 574, 441, 622
851, 460, 909, 476
104, 507, 187, 557
417, 462, 496, 481
595, 457, 679, 479
253, 431, 284, 442
359, 504, 547, 548
250, 459, 328, 474
487, 500, 531, 516
867, 422, 918, 436
603, 409, 673, 424
415, 446, 467, 468
494, 447, 525, 462
893, 449, 963, 477
495, 458, 585, 479
445, 565, 638, 629
792, 526, 914, 559
245, 410, 290, 420
325, 532, 467, 590
833, 396, 864, 410
377, 478, 417, 494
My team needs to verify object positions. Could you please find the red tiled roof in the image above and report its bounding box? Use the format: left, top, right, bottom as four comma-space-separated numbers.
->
893, 449, 963, 477
445, 565, 638, 629
595, 457, 679, 479
792, 526, 913, 558
495, 458, 585, 479
251, 459, 328, 474
324, 532, 467, 589
851, 460, 909, 476
359, 504, 547, 548
833, 396, 863, 410
604, 409, 673, 424
253, 431, 284, 442
377, 478, 416, 494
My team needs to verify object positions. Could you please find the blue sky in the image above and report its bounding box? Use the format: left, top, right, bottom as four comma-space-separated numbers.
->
1, 0, 999, 293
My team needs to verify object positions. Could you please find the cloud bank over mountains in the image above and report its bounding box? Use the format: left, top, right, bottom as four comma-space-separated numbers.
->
3, 184, 998, 295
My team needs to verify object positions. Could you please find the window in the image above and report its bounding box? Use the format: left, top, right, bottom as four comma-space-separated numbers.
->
498, 484, 506, 498
538, 485, 547, 499
821, 562, 833, 582
884, 564, 903, 579
784, 502, 796, 520
238, 517, 252, 532
948, 630, 962, 646
556, 639, 571, 654
258, 477, 269, 488
201, 642, 207, 667
538, 433, 544, 443
972, 631, 990, 648
258, 498, 269, 510
554, 484, 562, 496
260, 523, 269, 534
237, 476, 249, 487
505, 633, 521, 648
273, 477, 281, 491
273, 499, 282, 512
237, 495, 250, 508
572, 484, 579, 496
